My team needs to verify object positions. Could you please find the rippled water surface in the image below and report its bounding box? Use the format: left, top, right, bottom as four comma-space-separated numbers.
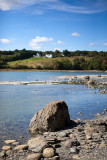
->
0, 71, 107, 149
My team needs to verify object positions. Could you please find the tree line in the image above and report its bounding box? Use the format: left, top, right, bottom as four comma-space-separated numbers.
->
0, 49, 107, 70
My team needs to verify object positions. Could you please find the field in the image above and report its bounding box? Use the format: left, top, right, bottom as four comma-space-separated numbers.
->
8, 56, 91, 70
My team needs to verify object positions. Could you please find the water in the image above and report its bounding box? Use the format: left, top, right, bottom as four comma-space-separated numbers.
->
0, 71, 107, 149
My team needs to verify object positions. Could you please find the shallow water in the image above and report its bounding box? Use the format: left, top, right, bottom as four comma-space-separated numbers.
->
0, 71, 107, 149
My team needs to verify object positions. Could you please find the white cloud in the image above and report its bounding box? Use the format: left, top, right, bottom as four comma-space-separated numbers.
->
0, 38, 10, 44
57, 40, 64, 45
0, 0, 56, 11
89, 42, 95, 47
71, 32, 80, 37
54, 48, 61, 51
29, 36, 53, 50
0, 0, 107, 14
102, 43, 107, 46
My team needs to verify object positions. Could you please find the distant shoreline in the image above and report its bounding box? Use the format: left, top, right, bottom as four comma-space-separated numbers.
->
0, 69, 107, 72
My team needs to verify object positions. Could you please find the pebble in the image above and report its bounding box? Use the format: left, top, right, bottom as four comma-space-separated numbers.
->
13, 144, 28, 151
43, 147, 55, 158
2, 146, 11, 151
70, 147, 79, 154
27, 153, 41, 160
4, 140, 16, 144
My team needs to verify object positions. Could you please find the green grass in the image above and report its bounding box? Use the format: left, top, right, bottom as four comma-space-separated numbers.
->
7, 56, 91, 69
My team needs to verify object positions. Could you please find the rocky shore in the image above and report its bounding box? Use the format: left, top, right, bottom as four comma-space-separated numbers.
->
1, 75, 107, 90
0, 101, 107, 160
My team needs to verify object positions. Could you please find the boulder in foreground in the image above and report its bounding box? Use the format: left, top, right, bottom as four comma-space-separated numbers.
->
29, 100, 71, 134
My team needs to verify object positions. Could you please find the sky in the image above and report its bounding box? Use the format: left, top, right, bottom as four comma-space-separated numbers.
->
0, 0, 107, 51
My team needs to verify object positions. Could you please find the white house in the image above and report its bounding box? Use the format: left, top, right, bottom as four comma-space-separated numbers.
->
45, 54, 52, 58
33, 53, 41, 57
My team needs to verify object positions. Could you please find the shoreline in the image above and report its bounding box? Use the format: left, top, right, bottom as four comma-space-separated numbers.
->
0, 69, 107, 72
0, 115, 107, 160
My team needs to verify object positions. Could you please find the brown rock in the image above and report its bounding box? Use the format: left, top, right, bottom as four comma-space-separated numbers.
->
43, 147, 55, 158
84, 126, 94, 139
2, 146, 11, 151
29, 101, 71, 134
27, 153, 41, 160
72, 154, 79, 159
13, 144, 28, 151
4, 140, 16, 144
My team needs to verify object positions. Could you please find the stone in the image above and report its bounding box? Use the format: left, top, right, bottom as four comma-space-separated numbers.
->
27, 153, 41, 160
43, 147, 55, 158
95, 113, 101, 117
84, 126, 94, 139
83, 76, 90, 80
6, 150, 13, 156
58, 132, 66, 137
12, 142, 19, 146
87, 80, 94, 85
70, 147, 79, 154
4, 140, 16, 144
99, 142, 106, 148
2, 146, 11, 151
83, 145, 90, 150
48, 156, 60, 160
44, 156, 60, 160
92, 133, 101, 139
29, 101, 71, 134
64, 139, 80, 148
69, 134, 75, 139
72, 154, 79, 159
46, 137, 57, 144
0, 151, 5, 158
13, 144, 28, 151
27, 137, 48, 152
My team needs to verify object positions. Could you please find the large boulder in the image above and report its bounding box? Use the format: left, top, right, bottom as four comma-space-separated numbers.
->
29, 100, 71, 134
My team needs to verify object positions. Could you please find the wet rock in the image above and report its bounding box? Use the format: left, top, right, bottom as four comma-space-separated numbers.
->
77, 112, 82, 115
87, 80, 95, 85
43, 147, 55, 158
27, 137, 48, 153
83, 76, 90, 80
27, 153, 41, 160
95, 113, 101, 117
4, 140, 16, 144
2, 146, 11, 151
29, 101, 71, 134
13, 144, 28, 151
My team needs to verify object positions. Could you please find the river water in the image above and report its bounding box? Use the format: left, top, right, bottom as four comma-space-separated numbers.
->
0, 71, 107, 149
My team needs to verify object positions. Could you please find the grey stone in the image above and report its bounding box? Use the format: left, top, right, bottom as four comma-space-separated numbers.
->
27, 137, 48, 153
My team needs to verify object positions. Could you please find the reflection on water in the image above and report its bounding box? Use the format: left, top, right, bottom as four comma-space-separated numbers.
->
0, 71, 107, 149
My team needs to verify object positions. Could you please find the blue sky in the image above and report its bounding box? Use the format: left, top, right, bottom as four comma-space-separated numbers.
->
0, 0, 107, 51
